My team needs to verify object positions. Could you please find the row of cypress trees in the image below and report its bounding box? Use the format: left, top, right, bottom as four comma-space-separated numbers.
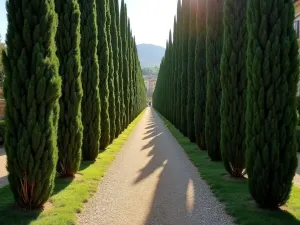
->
3, 0, 146, 209
153, 0, 299, 209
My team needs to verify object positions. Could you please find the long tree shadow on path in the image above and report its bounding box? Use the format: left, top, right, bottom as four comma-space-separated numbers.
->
133, 109, 233, 225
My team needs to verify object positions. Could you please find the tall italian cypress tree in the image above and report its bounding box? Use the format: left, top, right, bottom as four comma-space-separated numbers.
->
79, 0, 100, 161
246, 0, 299, 208
120, 2, 129, 128
172, 17, 178, 126
116, 0, 124, 132
186, 0, 197, 142
127, 23, 133, 122
110, 0, 121, 137
194, 0, 207, 150
55, 0, 83, 176
180, 0, 190, 136
176, 0, 182, 130
107, 0, 116, 143
220, 0, 247, 177
97, 0, 110, 150
3, 0, 61, 208
205, 0, 224, 161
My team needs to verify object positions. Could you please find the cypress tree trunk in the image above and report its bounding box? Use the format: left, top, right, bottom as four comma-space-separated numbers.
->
220, 0, 247, 177
107, 0, 116, 143
97, 0, 111, 150
246, 0, 299, 208
110, 0, 121, 137
120, 2, 130, 128
79, 0, 101, 161
180, 0, 190, 136
205, 0, 224, 161
187, 0, 197, 142
3, 0, 61, 208
194, 0, 207, 150
55, 0, 83, 177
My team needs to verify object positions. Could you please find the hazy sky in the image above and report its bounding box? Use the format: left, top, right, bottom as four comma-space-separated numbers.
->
0, 0, 178, 48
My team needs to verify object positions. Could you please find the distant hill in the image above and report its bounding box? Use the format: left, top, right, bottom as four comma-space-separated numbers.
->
137, 44, 165, 68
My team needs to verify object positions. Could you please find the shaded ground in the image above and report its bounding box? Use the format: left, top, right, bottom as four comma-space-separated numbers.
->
77, 108, 234, 225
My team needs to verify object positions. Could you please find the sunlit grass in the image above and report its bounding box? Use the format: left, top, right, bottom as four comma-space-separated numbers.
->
0, 110, 144, 225
159, 113, 300, 225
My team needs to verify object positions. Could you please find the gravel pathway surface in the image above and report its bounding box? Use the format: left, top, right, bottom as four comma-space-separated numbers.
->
0, 147, 8, 188
77, 107, 235, 225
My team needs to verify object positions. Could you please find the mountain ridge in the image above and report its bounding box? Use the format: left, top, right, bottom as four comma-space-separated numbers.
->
137, 44, 165, 68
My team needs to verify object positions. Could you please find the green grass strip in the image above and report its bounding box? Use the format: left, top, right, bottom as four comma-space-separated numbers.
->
159, 113, 300, 225
0, 110, 145, 225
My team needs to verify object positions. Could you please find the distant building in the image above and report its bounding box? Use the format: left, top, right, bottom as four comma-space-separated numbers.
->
144, 75, 157, 93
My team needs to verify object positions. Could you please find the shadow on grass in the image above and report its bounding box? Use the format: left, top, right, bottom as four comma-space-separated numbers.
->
159, 112, 300, 225
0, 186, 42, 224
0, 174, 74, 225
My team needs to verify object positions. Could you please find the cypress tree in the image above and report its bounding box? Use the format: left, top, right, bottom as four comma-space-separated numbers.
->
176, 0, 182, 130
130, 35, 135, 121
127, 23, 133, 122
55, 0, 83, 176
186, 0, 197, 142
110, 0, 121, 137
220, 0, 247, 177
132, 39, 138, 118
120, 2, 129, 128
3, 0, 61, 208
107, 0, 116, 143
97, 0, 110, 150
117, 0, 124, 132
79, 0, 100, 161
180, 0, 190, 136
194, 0, 207, 150
205, 0, 224, 161
172, 17, 178, 126
246, 0, 299, 208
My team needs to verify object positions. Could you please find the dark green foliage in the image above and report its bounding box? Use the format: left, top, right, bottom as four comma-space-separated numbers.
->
205, 0, 223, 161
127, 23, 134, 122
0, 120, 4, 144
180, 0, 190, 136
176, 0, 182, 129
120, 1, 130, 128
107, 0, 116, 143
3, 0, 61, 208
297, 96, 300, 125
172, 17, 178, 126
246, 0, 299, 208
296, 128, 300, 153
110, 0, 121, 137
186, 0, 197, 142
220, 0, 247, 177
79, 0, 100, 161
116, 0, 124, 132
194, 0, 207, 149
55, 0, 83, 177
97, 0, 111, 150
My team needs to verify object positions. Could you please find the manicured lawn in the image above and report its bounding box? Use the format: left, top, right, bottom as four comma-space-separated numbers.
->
160, 114, 300, 225
0, 111, 144, 225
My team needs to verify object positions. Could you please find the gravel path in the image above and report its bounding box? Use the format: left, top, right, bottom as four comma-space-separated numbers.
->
0, 147, 8, 188
77, 107, 234, 225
